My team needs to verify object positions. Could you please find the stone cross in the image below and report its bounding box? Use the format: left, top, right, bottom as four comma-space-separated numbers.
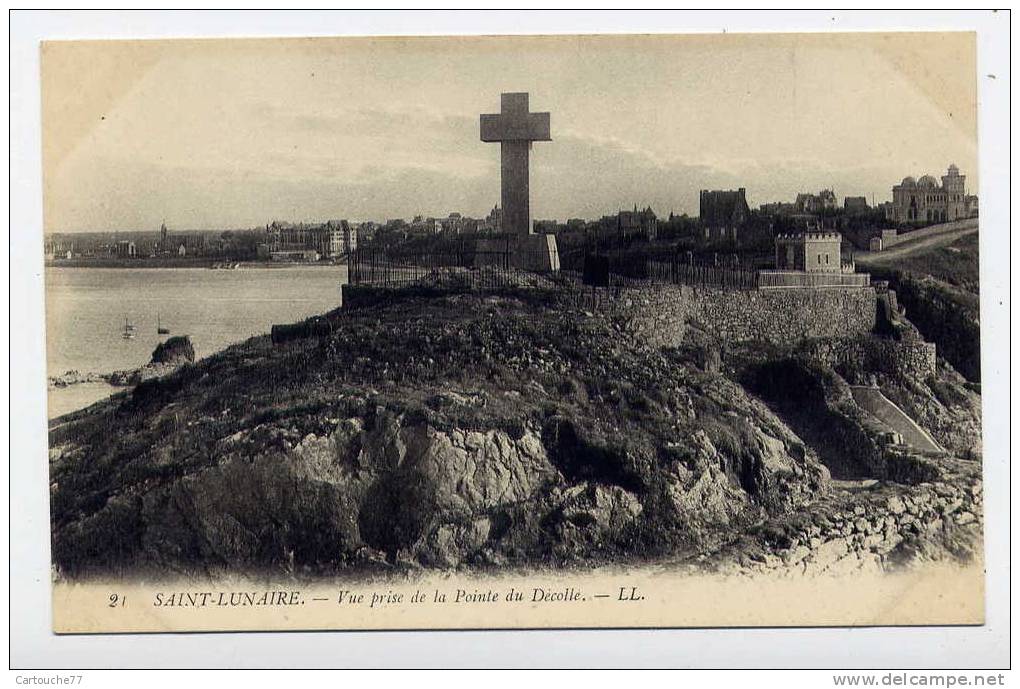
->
480, 92, 551, 236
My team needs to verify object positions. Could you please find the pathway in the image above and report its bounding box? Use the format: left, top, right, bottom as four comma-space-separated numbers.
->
849, 385, 944, 454
856, 221, 978, 266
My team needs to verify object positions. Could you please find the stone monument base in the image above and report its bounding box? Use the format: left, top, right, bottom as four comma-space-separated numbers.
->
474, 234, 560, 272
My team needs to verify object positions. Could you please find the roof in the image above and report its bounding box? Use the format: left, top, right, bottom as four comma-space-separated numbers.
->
700, 189, 749, 227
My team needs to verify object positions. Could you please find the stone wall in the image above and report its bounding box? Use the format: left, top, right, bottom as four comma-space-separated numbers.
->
613, 285, 878, 347
890, 274, 981, 383
799, 337, 937, 380
346, 283, 881, 351
345, 283, 936, 382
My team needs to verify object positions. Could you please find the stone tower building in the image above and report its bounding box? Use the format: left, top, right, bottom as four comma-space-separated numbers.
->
774, 232, 845, 273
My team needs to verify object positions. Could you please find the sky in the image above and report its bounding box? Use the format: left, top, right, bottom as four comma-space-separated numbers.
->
42, 32, 978, 232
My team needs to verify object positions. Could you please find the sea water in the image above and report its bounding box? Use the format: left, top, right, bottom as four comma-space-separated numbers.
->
45, 265, 348, 418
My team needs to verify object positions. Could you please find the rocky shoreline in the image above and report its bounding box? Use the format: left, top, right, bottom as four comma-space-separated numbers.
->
49, 335, 197, 390
49, 362, 182, 389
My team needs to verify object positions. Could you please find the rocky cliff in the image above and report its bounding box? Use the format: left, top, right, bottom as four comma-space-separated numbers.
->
866, 232, 981, 383
50, 293, 829, 578
49, 289, 981, 580
888, 274, 981, 383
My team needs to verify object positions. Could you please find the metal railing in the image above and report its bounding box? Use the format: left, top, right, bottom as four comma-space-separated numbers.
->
347, 247, 555, 289
757, 270, 871, 289
348, 246, 869, 293
647, 259, 760, 290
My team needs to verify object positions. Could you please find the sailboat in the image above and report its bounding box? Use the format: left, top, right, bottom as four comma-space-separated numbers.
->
157, 313, 170, 335
122, 317, 136, 339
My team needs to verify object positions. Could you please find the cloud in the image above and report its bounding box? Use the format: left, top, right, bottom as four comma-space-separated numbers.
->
43, 34, 977, 232
47, 91, 975, 231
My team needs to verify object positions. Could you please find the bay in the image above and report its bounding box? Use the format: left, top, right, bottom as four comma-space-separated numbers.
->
46, 265, 348, 418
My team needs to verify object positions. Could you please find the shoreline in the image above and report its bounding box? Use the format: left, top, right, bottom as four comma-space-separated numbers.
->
49, 357, 194, 421
48, 364, 170, 389
47, 381, 122, 422
47, 360, 186, 422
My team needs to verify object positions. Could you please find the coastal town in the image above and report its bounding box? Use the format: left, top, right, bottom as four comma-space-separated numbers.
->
44, 162, 978, 269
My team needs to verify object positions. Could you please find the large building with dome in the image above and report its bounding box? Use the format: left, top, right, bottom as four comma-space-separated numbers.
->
884, 164, 978, 224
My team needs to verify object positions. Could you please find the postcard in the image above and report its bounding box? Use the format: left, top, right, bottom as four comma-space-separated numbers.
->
43, 31, 984, 633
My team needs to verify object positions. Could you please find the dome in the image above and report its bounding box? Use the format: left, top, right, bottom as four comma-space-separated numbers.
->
900, 176, 917, 188
917, 175, 939, 188
947, 163, 960, 174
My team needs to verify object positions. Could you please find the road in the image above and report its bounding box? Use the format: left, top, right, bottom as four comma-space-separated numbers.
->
855, 222, 979, 266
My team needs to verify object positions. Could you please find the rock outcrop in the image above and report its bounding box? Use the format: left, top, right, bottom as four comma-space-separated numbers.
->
49, 295, 831, 578
708, 459, 982, 578
49, 370, 106, 387
51, 336, 197, 388
48, 290, 980, 580
150, 335, 196, 366
879, 272, 981, 383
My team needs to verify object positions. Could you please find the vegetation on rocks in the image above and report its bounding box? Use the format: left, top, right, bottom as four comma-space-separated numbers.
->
50, 292, 831, 578
48, 280, 982, 581
151, 335, 196, 365
869, 233, 981, 382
